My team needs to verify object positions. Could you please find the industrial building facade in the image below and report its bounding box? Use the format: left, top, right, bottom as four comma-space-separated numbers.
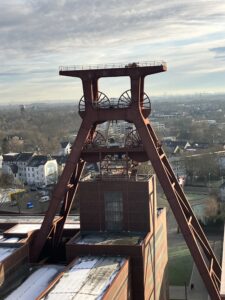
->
0, 175, 168, 300
65, 175, 168, 299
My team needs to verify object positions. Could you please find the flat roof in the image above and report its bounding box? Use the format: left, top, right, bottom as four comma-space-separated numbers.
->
0, 215, 79, 224
6, 224, 41, 234
5, 223, 79, 235
42, 256, 126, 300
73, 232, 144, 246
5, 265, 63, 300
81, 173, 151, 182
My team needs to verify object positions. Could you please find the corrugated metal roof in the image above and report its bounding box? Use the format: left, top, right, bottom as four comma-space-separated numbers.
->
6, 265, 63, 300
0, 247, 16, 262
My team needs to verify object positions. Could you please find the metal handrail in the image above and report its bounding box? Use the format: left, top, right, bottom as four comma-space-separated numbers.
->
59, 61, 167, 71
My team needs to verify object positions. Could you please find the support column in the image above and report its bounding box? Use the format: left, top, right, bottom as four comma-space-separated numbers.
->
30, 117, 94, 262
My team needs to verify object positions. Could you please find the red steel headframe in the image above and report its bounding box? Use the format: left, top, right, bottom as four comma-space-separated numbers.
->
30, 62, 221, 299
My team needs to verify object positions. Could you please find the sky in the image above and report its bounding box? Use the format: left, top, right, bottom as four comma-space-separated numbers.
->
0, 0, 225, 103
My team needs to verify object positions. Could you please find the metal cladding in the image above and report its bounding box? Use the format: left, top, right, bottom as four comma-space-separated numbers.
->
30, 61, 222, 299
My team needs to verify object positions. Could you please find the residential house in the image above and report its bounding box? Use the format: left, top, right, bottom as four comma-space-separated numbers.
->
2, 153, 19, 176
16, 152, 35, 183
2, 152, 34, 183
59, 141, 71, 156
151, 121, 166, 131
26, 155, 58, 186
2, 153, 58, 187
188, 143, 210, 151
52, 155, 68, 176
162, 140, 191, 155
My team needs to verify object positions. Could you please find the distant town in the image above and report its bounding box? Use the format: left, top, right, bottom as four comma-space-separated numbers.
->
1, 94, 225, 296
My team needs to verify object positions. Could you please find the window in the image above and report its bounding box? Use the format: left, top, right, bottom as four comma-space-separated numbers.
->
104, 191, 123, 231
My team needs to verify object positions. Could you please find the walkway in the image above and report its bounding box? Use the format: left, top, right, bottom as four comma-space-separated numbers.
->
170, 240, 222, 300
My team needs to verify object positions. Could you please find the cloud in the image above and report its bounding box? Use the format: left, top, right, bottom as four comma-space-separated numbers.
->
210, 46, 225, 55
1, 0, 225, 57
0, 0, 225, 102
209, 46, 225, 61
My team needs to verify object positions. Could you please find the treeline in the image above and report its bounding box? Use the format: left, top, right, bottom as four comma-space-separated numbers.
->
0, 105, 81, 154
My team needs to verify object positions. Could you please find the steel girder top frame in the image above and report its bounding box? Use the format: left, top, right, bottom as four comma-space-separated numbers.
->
30, 62, 221, 300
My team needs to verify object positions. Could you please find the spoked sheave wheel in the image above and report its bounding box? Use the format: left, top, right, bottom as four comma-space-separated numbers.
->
85, 131, 106, 148
118, 89, 151, 114
125, 130, 142, 148
79, 91, 110, 114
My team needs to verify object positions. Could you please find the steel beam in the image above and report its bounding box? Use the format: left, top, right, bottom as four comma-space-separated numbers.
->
31, 62, 222, 299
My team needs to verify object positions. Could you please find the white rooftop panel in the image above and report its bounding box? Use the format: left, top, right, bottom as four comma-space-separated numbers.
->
50, 269, 90, 294
3, 237, 20, 243
5, 223, 79, 235
0, 215, 79, 224
44, 294, 75, 300
71, 258, 98, 270
6, 265, 63, 300
6, 224, 41, 234
80, 258, 121, 296
64, 223, 80, 229
43, 256, 126, 299
73, 294, 96, 300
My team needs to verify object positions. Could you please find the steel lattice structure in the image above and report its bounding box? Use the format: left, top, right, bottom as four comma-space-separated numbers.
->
30, 62, 222, 300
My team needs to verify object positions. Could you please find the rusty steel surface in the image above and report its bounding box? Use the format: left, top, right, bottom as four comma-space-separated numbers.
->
31, 62, 222, 299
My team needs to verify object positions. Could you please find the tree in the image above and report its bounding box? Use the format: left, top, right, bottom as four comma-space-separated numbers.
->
185, 154, 220, 184
0, 174, 14, 187
1, 138, 10, 154
204, 197, 218, 221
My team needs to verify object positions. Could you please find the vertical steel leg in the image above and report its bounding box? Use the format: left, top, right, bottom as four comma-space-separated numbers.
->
52, 160, 85, 248
134, 117, 221, 300
30, 119, 94, 262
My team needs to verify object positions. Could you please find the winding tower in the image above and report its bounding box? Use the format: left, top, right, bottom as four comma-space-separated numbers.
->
31, 61, 222, 300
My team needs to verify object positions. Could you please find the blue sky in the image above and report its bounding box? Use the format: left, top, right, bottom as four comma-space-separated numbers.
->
0, 0, 225, 103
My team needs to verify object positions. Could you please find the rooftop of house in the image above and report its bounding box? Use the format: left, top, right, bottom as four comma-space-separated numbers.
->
162, 140, 190, 149
10, 164, 18, 174
5, 135, 24, 141
52, 155, 68, 165
27, 155, 53, 167
190, 142, 210, 149
3, 153, 19, 162
16, 152, 34, 162
60, 141, 71, 149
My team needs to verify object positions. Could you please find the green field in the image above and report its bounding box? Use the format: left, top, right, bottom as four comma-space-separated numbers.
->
168, 244, 193, 286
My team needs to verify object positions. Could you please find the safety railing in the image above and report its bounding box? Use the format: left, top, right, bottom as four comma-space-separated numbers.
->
59, 61, 167, 71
